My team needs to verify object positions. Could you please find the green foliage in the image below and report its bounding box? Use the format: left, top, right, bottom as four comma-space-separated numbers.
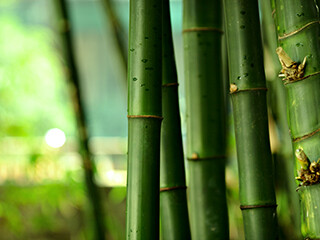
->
0, 15, 75, 137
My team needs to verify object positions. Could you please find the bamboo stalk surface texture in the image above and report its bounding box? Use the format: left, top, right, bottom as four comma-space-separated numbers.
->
224, 0, 278, 239
273, 0, 320, 238
126, 0, 162, 239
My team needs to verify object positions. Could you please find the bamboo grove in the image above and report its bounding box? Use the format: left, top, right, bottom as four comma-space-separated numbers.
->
54, 0, 320, 239
125, 0, 320, 239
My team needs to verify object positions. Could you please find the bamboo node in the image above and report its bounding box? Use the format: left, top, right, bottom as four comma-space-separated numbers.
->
229, 87, 268, 94
160, 186, 187, 192
187, 154, 226, 161
127, 115, 163, 120
278, 20, 320, 40
182, 27, 224, 34
293, 127, 320, 143
229, 83, 238, 93
240, 204, 277, 210
162, 82, 179, 88
276, 47, 307, 83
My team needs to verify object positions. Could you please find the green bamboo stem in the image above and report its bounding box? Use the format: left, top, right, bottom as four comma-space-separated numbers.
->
55, 1, 106, 239
126, 0, 162, 239
183, 0, 229, 239
224, 0, 278, 239
260, 1, 301, 238
160, 0, 191, 239
273, 0, 320, 238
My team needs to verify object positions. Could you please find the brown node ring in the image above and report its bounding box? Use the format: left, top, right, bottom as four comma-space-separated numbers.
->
162, 82, 179, 88
160, 186, 187, 192
127, 115, 163, 120
240, 204, 277, 210
293, 127, 320, 143
182, 27, 224, 34
278, 21, 320, 40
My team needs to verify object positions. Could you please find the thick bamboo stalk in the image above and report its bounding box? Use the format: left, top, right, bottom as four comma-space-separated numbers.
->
160, 0, 191, 239
224, 0, 278, 239
273, 0, 320, 238
55, 1, 106, 239
183, 0, 229, 239
126, 0, 162, 239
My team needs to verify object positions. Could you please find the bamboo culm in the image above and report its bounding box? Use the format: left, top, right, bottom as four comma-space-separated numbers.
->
183, 0, 229, 238
260, 1, 301, 238
126, 0, 162, 239
273, 0, 320, 238
224, 0, 278, 239
56, 1, 106, 239
160, 0, 191, 239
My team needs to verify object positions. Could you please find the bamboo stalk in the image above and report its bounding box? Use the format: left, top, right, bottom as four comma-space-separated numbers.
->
273, 0, 320, 238
183, 0, 229, 238
55, 1, 106, 239
160, 0, 191, 239
126, 0, 162, 239
259, 1, 301, 238
224, 0, 278, 239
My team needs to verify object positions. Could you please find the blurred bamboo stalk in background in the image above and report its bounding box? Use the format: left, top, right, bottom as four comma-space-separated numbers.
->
259, 0, 300, 238
160, 0, 191, 239
101, 0, 127, 75
55, 0, 106, 239
183, 0, 229, 238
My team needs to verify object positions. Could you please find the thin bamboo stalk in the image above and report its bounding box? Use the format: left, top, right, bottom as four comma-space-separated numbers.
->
273, 0, 320, 238
224, 0, 278, 239
126, 0, 162, 239
160, 0, 191, 239
55, 1, 105, 239
183, 0, 229, 239
101, 0, 127, 73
